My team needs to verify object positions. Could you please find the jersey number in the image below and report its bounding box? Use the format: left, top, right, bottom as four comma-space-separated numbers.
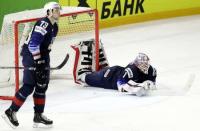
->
40, 21, 48, 28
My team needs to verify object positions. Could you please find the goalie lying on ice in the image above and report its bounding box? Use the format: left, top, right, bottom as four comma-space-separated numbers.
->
72, 39, 157, 96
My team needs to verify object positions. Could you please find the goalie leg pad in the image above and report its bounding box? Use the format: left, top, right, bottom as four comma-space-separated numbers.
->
72, 39, 110, 84
71, 40, 94, 84
98, 40, 109, 70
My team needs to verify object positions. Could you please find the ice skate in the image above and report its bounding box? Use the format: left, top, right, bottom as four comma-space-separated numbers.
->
33, 113, 53, 128
1, 108, 19, 129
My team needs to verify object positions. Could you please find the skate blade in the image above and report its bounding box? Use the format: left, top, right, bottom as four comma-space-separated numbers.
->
1, 114, 17, 129
33, 122, 53, 128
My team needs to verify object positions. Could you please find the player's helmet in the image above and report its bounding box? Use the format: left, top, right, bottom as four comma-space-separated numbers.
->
134, 53, 150, 74
44, 2, 61, 16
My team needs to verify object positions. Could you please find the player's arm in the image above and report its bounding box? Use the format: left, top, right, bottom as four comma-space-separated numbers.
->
148, 66, 157, 83
117, 66, 138, 93
116, 66, 156, 96
28, 20, 49, 87
28, 20, 48, 60
117, 79, 155, 96
140, 66, 157, 90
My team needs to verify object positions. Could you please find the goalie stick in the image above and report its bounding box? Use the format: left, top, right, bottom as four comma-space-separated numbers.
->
151, 73, 196, 96
0, 54, 69, 71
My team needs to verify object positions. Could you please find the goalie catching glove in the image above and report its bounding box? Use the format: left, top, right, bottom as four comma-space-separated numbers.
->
117, 80, 156, 96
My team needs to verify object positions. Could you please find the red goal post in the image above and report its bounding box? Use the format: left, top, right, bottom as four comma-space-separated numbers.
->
0, 7, 99, 100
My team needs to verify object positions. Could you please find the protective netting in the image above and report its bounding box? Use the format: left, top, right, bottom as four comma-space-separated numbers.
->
0, 7, 99, 99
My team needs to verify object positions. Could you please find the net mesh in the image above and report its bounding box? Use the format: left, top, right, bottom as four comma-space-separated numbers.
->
0, 7, 99, 98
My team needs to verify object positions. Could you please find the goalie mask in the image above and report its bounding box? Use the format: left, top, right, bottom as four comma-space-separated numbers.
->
134, 53, 150, 74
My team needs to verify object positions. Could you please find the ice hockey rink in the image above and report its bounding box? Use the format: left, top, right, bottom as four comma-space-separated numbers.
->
1, 14, 200, 131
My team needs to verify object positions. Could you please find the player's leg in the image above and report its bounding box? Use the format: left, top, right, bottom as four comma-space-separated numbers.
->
33, 85, 53, 128
1, 84, 34, 128
84, 67, 108, 87
2, 49, 35, 128
32, 61, 52, 128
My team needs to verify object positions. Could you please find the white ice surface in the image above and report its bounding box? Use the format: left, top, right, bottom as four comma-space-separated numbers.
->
1, 15, 200, 131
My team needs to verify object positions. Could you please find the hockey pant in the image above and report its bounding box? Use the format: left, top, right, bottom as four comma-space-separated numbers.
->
85, 66, 122, 90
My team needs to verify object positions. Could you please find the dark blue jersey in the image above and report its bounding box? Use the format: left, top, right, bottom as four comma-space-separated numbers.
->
85, 63, 157, 90
116, 64, 157, 87
24, 17, 58, 60
20, 17, 58, 85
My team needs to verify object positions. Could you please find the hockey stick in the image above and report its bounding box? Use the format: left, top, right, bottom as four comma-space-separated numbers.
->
151, 73, 196, 96
0, 54, 69, 71
50, 53, 69, 70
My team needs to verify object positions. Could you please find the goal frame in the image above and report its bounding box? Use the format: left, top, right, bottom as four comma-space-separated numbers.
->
0, 9, 99, 100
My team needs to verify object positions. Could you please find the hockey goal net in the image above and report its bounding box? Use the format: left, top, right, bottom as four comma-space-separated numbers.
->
0, 7, 99, 100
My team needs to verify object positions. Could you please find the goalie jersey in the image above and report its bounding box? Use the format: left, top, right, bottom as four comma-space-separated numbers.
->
22, 17, 58, 60
85, 63, 157, 90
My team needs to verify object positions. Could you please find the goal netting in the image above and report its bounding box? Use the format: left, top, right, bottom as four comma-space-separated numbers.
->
0, 7, 99, 100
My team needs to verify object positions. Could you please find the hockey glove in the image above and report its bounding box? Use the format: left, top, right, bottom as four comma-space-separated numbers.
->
35, 59, 48, 88
117, 80, 147, 96
141, 80, 156, 90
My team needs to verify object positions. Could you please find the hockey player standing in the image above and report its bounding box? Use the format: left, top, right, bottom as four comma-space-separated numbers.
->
1, 2, 61, 128
72, 40, 157, 96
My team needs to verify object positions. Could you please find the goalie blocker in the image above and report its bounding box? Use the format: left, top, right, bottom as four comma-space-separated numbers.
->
72, 39, 157, 96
